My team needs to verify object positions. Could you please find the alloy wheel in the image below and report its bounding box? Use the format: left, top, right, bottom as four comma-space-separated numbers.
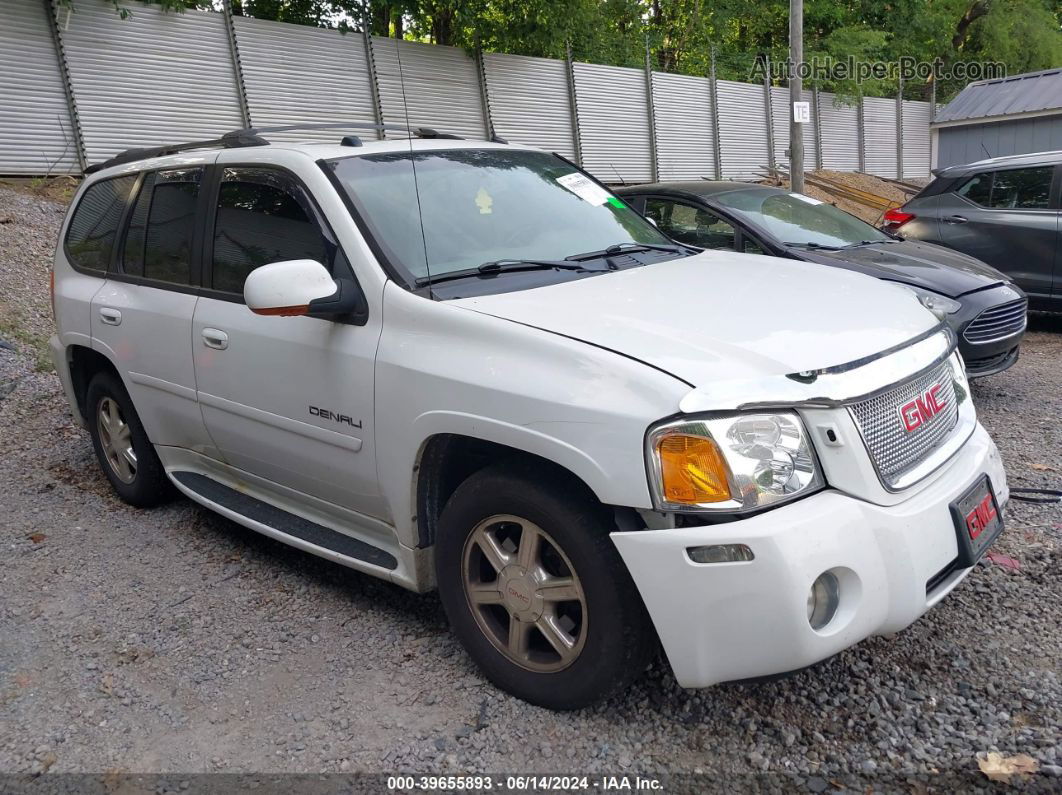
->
96, 396, 137, 484
461, 514, 587, 673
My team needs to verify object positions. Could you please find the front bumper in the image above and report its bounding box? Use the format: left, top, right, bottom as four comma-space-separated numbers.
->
611, 422, 1007, 689
950, 285, 1026, 378
962, 343, 1020, 378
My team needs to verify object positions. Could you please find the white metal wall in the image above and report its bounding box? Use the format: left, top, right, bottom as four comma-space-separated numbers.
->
573, 62, 653, 183
716, 80, 769, 179
233, 16, 376, 142
0, 0, 78, 174
483, 53, 575, 159
863, 97, 899, 178
372, 38, 486, 140
0, 5, 937, 183
818, 92, 860, 171
60, 2, 244, 162
651, 71, 715, 180
901, 100, 931, 178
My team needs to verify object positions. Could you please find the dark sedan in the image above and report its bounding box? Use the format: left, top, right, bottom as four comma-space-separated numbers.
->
616, 181, 1028, 377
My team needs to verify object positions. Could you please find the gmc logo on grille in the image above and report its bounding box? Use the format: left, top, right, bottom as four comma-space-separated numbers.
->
898, 384, 947, 432
965, 494, 997, 540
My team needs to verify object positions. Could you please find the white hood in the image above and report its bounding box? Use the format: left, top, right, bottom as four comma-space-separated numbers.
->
452, 251, 939, 387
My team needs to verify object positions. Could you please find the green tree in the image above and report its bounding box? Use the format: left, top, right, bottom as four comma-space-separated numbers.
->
58, 0, 211, 20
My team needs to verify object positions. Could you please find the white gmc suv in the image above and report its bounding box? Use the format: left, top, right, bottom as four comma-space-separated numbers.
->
50, 128, 1008, 710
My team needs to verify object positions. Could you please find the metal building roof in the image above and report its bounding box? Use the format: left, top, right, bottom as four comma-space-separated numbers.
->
934, 68, 1062, 124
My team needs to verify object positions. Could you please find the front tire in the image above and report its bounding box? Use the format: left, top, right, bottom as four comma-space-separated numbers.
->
85, 371, 173, 508
435, 462, 655, 710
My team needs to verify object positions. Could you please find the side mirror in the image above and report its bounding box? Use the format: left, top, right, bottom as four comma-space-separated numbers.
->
243, 259, 367, 323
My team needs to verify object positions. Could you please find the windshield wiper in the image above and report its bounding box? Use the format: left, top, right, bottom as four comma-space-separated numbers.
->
565, 241, 689, 262
414, 259, 603, 287
783, 241, 842, 251
840, 239, 897, 249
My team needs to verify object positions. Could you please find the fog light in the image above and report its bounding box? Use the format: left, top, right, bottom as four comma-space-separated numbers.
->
686, 544, 754, 564
807, 571, 840, 630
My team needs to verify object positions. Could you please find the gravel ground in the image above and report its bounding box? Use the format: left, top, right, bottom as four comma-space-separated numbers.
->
1, 187, 1060, 790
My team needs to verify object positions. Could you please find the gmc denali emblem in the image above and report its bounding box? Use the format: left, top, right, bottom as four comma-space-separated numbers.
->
898, 384, 946, 433
309, 406, 362, 428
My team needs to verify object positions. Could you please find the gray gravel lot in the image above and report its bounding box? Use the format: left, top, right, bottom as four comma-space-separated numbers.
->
1, 186, 1060, 789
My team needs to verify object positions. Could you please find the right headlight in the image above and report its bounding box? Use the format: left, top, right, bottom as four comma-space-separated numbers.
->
646, 412, 824, 513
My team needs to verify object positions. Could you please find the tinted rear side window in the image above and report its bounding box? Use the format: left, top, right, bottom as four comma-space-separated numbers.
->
957, 167, 1052, 210
957, 173, 991, 205
122, 168, 202, 285
211, 168, 329, 294
990, 167, 1052, 209
65, 176, 137, 272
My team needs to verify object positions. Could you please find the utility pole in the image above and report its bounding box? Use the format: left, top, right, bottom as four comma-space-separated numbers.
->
789, 0, 805, 193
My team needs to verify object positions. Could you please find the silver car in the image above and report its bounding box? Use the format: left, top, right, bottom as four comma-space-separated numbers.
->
884, 151, 1061, 313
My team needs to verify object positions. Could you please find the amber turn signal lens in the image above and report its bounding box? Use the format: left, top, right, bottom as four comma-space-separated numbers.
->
657, 434, 731, 504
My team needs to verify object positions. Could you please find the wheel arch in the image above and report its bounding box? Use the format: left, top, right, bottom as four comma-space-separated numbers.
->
412, 425, 616, 551
67, 344, 123, 421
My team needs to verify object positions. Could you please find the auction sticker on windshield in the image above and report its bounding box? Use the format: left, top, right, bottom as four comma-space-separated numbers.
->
557, 173, 611, 206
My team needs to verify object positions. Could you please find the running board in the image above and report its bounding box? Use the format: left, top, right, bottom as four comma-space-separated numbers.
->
170, 471, 398, 571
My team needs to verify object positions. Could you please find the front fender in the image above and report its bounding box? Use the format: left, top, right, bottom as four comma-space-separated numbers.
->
374, 284, 690, 551
412, 410, 616, 501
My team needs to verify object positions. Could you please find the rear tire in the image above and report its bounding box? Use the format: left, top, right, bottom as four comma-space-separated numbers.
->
435, 462, 655, 710
85, 371, 173, 508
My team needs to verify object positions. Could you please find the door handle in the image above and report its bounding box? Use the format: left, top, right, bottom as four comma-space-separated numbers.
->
943, 215, 968, 225
99, 307, 122, 326
201, 328, 229, 350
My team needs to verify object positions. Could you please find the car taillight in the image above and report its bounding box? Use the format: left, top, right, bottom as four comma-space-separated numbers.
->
883, 207, 915, 229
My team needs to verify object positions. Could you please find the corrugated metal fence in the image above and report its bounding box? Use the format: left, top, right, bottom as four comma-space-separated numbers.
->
0, 0, 934, 182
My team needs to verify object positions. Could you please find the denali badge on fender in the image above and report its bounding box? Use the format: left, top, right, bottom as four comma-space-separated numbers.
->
309, 406, 362, 428
899, 384, 947, 432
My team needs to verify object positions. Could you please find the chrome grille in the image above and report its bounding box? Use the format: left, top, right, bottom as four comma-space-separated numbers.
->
963, 298, 1027, 344
848, 362, 959, 487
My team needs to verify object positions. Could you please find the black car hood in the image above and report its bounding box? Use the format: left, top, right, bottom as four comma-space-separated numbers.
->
792, 239, 1007, 298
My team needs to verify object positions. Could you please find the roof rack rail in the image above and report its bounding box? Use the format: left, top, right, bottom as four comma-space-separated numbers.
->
243, 121, 466, 140
84, 120, 510, 174
84, 129, 269, 174
242, 120, 511, 144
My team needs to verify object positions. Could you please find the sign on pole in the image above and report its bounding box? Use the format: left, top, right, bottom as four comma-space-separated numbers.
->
789, 0, 805, 192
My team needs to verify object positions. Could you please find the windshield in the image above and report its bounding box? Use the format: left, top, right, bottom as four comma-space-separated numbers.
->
712, 189, 890, 248
326, 149, 672, 283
